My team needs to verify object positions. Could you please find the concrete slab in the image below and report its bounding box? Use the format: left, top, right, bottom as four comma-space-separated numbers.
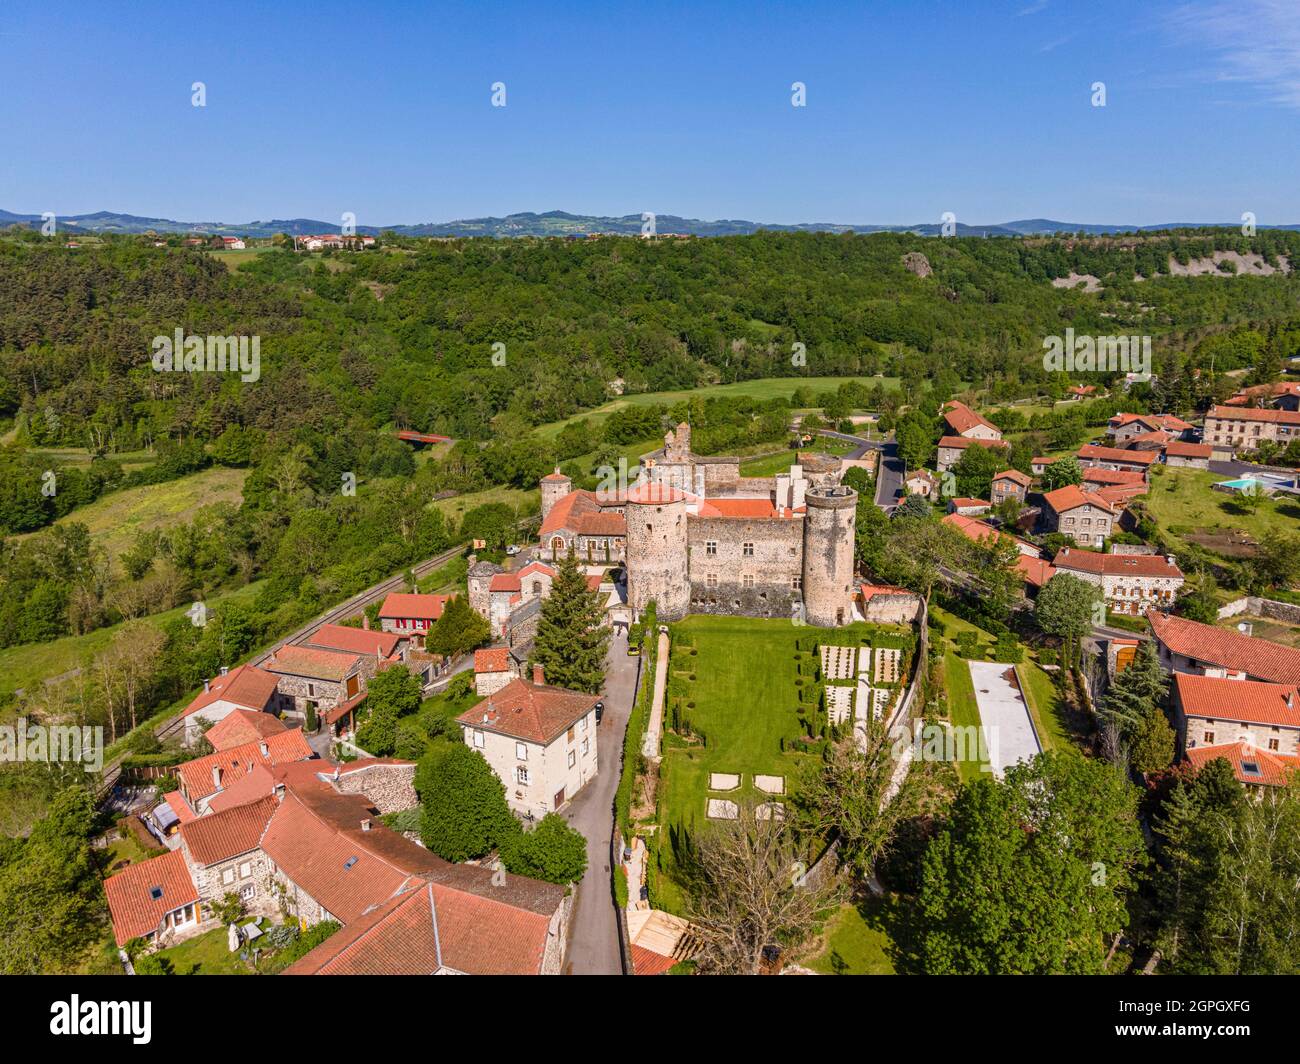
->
967, 660, 1042, 779
708, 772, 741, 791
707, 799, 739, 820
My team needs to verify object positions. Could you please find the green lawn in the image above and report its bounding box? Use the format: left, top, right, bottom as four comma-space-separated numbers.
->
1017, 662, 1068, 751
13, 466, 248, 561
150, 917, 274, 975
1143, 466, 1300, 556
654, 615, 905, 912
800, 896, 906, 974
430, 484, 537, 525
941, 652, 990, 782
738, 436, 857, 477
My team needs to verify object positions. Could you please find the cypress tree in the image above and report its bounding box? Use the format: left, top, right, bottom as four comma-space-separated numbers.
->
531, 551, 610, 693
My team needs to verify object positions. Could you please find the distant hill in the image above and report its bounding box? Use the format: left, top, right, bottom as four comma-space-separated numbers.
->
3, 207, 1299, 239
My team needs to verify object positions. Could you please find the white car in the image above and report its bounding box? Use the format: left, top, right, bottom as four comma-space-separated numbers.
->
505, 544, 521, 556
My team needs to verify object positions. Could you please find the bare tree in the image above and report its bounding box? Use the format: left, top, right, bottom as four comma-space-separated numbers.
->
685, 803, 837, 975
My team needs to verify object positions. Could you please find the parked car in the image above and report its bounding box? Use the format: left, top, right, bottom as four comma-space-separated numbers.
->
505, 544, 521, 556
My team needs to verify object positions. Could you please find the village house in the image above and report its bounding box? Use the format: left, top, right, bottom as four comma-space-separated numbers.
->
1222, 380, 1300, 412
1148, 611, 1300, 686
305, 622, 407, 668
941, 512, 1056, 592
1204, 404, 1300, 456
458, 665, 599, 818
537, 471, 629, 563
1030, 457, 1054, 476
264, 645, 366, 719
220, 236, 246, 250
855, 584, 924, 624
990, 469, 1031, 506
180, 664, 285, 746
947, 497, 991, 516
942, 400, 1003, 441
1040, 484, 1116, 547
903, 468, 940, 498
103, 848, 202, 949
377, 591, 451, 637
203, 708, 288, 752
1107, 412, 1193, 443
1050, 548, 1184, 616
173, 729, 315, 816
1162, 440, 1212, 469
473, 646, 518, 696
1175, 673, 1300, 791
936, 435, 1009, 473
1076, 443, 1159, 476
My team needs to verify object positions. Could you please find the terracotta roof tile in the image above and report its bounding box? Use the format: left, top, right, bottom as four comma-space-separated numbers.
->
103, 849, 200, 946
204, 709, 288, 752
177, 730, 314, 803
1150, 612, 1300, 685
1053, 548, 1183, 580
1163, 441, 1213, 459
1185, 741, 1300, 788
180, 795, 277, 865
943, 401, 1001, 437
993, 469, 1032, 487
1175, 673, 1300, 728
474, 647, 512, 674
265, 645, 361, 682
457, 677, 598, 745
182, 664, 280, 719
377, 592, 450, 622
1042, 483, 1117, 516
1078, 444, 1158, 466
306, 623, 404, 659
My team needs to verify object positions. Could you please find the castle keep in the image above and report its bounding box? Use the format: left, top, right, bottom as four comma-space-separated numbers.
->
539, 423, 858, 626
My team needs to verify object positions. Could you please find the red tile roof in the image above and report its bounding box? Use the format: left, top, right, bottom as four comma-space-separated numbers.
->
515, 561, 556, 579
938, 435, 1008, 452
1042, 484, 1117, 516
489, 572, 522, 592
993, 469, 1032, 487
458, 677, 598, 745
1078, 444, 1158, 466
180, 795, 277, 865
177, 730, 315, 803
1110, 412, 1193, 432
1081, 467, 1147, 487
858, 584, 915, 601
1175, 673, 1300, 728
207, 764, 277, 814
282, 878, 559, 975
625, 481, 688, 504
377, 592, 450, 622
266, 645, 361, 682
1094, 483, 1147, 508
204, 709, 288, 752
474, 647, 512, 674
541, 470, 571, 482
1185, 742, 1300, 788
1053, 548, 1183, 580
574, 511, 628, 535
182, 664, 280, 719
307, 623, 403, 659
1207, 404, 1300, 426
162, 790, 197, 826
631, 943, 680, 976
943, 400, 1001, 438
1017, 556, 1057, 588
1163, 441, 1213, 459
103, 849, 200, 946
1149, 612, 1300, 685
949, 497, 990, 508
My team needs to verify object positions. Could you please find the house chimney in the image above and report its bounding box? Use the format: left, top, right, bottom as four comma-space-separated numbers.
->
273, 782, 285, 802
220, 665, 229, 676
362, 615, 370, 631
1288, 692, 1295, 710
211, 765, 222, 788
333, 765, 340, 782
203, 679, 211, 693
259, 741, 269, 757
361, 818, 372, 832
533, 664, 545, 685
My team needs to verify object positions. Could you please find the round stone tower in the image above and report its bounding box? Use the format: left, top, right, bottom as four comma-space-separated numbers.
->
625, 482, 690, 621
539, 468, 572, 523
801, 485, 858, 627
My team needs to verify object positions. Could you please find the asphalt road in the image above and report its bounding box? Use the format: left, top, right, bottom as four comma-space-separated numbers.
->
561, 626, 642, 975
874, 440, 904, 511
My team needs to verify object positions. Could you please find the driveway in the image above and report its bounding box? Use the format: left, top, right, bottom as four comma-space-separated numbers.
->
967, 660, 1041, 779
561, 626, 642, 975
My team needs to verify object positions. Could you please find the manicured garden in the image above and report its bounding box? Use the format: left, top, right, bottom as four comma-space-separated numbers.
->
798, 895, 910, 974
650, 615, 913, 913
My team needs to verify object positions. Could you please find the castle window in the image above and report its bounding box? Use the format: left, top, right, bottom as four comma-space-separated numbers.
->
742, 574, 754, 589
792, 576, 802, 591
742, 542, 754, 557
516, 767, 530, 785
1203, 731, 1215, 744
706, 573, 717, 588
705, 540, 717, 556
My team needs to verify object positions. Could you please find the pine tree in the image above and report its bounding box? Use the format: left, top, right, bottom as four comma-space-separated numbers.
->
426, 594, 490, 658
1102, 641, 1169, 740
531, 551, 610, 693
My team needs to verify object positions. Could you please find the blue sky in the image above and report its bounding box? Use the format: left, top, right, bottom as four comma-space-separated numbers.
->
2, 0, 1299, 226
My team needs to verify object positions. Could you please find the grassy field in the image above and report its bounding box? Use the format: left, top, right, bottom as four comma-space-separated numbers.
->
430, 484, 537, 525
654, 615, 903, 912
0, 580, 265, 705
26, 446, 156, 473
940, 652, 990, 782
799, 896, 906, 974
14, 466, 248, 560
1143, 466, 1300, 556
206, 247, 276, 271
1017, 661, 1069, 751
534, 376, 902, 440
738, 436, 858, 477
150, 917, 274, 975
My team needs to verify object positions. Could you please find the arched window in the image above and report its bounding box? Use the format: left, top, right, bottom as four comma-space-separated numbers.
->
551, 536, 564, 553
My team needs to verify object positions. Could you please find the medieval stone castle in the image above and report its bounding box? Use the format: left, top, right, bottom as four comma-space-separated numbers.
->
537, 423, 860, 626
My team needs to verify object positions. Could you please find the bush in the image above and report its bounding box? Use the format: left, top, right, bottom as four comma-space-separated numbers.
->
500, 813, 588, 885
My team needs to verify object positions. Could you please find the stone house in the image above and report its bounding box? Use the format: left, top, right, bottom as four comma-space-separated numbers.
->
1175, 673, 1300, 790
1203, 404, 1300, 456
264, 645, 365, 717
936, 436, 1009, 473
1040, 484, 1116, 547
903, 469, 940, 498
1162, 441, 1212, 469
1050, 547, 1184, 616
180, 663, 285, 747
474, 646, 517, 696
177, 795, 279, 922
174, 730, 314, 816
990, 469, 1031, 506
942, 400, 1002, 441
377, 592, 451, 638
1148, 611, 1300, 685
458, 665, 599, 818
1107, 412, 1193, 443
1076, 444, 1158, 475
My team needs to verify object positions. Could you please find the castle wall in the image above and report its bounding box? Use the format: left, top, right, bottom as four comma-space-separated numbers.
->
626, 495, 690, 620
802, 487, 858, 627
686, 517, 803, 618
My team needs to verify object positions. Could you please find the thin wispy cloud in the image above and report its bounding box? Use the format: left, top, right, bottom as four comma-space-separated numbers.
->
1168, 0, 1300, 109
1018, 1, 1049, 15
